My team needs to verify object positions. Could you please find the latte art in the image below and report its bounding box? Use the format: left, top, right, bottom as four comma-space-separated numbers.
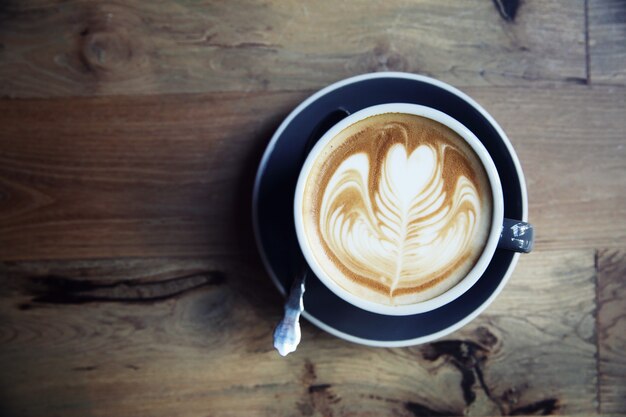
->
302, 113, 493, 305
321, 141, 480, 292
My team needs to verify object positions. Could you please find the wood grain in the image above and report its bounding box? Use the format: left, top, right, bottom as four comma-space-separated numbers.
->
0, 0, 587, 98
1, 85, 625, 261
480, 85, 626, 252
0, 90, 305, 260
0, 248, 596, 417
597, 249, 626, 414
589, 0, 626, 84
0, 2, 624, 415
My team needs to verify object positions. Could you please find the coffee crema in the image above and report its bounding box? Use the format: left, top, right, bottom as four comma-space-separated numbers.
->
301, 113, 493, 305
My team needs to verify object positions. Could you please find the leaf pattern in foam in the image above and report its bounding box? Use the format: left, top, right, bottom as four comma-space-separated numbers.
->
319, 142, 480, 296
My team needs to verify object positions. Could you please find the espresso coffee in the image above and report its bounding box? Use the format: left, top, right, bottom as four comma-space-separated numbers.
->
300, 113, 493, 305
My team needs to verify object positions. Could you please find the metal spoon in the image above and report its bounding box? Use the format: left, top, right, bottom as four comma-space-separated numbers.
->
273, 267, 307, 356
272, 108, 351, 356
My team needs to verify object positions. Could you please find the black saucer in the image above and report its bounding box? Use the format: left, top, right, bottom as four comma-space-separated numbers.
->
252, 73, 527, 346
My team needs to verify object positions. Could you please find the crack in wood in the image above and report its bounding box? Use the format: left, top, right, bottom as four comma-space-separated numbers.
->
564, 76, 588, 85
302, 359, 317, 385
20, 271, 225, 307
362, 393, 455, 416
509, 398, 559, 415
423, 340, 488, 406
308, 384, 331, 394
493, 0, 521, 22
423, 335, 560, 415
593, 248, 602, 413
298, 360, 341, 416
72, 365, 97, 372
205, 41, 278, 50
404, 401, 455, 417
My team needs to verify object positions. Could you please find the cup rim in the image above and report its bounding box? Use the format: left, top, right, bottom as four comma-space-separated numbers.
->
294, 103, 504, 315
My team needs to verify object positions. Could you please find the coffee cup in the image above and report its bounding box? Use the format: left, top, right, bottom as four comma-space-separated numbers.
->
294, 103, 533, 316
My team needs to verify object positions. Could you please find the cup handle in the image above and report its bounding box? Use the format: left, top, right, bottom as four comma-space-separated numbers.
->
498, 218, 534, 253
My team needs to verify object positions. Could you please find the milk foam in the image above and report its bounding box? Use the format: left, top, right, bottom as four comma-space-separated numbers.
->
303, 114, 492, 305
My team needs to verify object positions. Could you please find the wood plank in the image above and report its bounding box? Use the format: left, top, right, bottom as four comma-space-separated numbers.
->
1, 85, 625, 261
0, 0, 586, 98
479, 85, 626, 252
0, 248, 596, 416
589, 0, 626, 85
0, 90, 306, 260
449, 248, 598, 415
597, 249, 626, 414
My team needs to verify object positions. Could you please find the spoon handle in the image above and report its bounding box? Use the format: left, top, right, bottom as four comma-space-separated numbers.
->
273, 271, 306, 356
272, 108, 349, 356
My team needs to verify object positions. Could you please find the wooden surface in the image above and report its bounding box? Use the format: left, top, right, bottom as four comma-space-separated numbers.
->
0, 0, 587, 97
0, 251, 599, 416
589, 0, 626, 84
597, 250, 626, 414
0, 1, 625, 416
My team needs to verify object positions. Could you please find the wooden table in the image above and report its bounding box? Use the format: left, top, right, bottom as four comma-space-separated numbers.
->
1, 1, 625, 416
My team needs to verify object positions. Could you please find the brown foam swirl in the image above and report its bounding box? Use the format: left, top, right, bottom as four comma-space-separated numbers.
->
302, 113, 493, 305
